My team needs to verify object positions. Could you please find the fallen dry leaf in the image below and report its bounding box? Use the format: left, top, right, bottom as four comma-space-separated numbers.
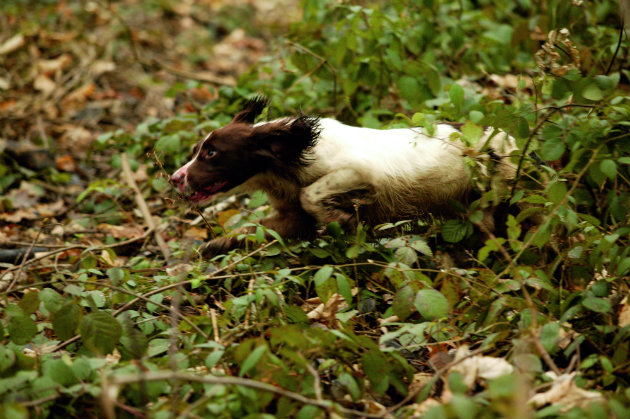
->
34, 74, 57, 95
38, 53, 73, 75
306, 293, 347, 322
408, 398, 441, 417
61, 82, 95, 108
97, 223, 145, 239
58, 125, 94, 151
488, 74, 533, 90
0, 34, 26, 55
619, 295, 630, 328
529, 372, 605, 411
56, 155, 77, 172
450, 346, 514, 388
90, 60, 116, 77
183, 226, 208, 240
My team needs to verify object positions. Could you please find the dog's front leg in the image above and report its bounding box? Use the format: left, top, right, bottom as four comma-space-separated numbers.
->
300, 168, 376, 230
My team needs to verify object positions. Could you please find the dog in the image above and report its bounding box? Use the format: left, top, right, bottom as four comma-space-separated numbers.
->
171, 96, 518, 255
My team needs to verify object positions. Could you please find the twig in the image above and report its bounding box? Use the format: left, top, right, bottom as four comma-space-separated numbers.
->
305, 362, 323, 403
120, 152, 170, 259
5, 222, 46, 293
606, 17, 625, 75
210, 308, 220, 344
106, 370, 387, 419
286, 40, 338, 114
531, 331, 562, 376
152, 58, 236, 86
0, 229, 155, 283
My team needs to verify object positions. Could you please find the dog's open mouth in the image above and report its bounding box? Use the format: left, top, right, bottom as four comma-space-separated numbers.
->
188, 180, 229, 203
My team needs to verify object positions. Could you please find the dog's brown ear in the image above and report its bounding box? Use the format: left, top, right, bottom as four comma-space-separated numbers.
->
232, 96, 269, 124
251, 116, 320, 166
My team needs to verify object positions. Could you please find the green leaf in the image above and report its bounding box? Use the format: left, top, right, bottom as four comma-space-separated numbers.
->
335, 273, 352, 303
42, 359, 77, 387
600, 159, 617, 180
441, 219, 469, 243
120, 326, 148, 360
205, 350, 225, 369
313, 266, 333, 284
80, 311, 122, 355
461, 121, 483, 144
362, 350, 389, 395
394, 247, 417, 265
541, 137, 565, 161
426, 69, 442, 96
397, 76, 421, 106
617, 257, 630, 276
314, 266, 336, 303
516, 117, 529, 139
52, 302, 81, 340
451, 394, 478, 419
582, 294, 612, 313
39, 288, 65, 313
8, 315, 37, 345
337, 372, 361, 401
469, 110, 484, 123
106, 267, 125, 285
392, 285, 415, 321
0, 346, 16, 373
239, 345, 267, 377
18, 291, 39, 316
410, 238, 433, 257
415, 289, 450, 320
449, 83, 464, 112
547, 181, 567, 204
155, 134, 181, 153
582, 83, 603, 101
540, 322, 560, 355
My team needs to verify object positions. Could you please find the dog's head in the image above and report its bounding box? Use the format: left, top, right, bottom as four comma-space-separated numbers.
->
171, 96, 319, 205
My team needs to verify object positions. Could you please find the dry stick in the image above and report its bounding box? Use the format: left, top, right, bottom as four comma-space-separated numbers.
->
6, 221, 46, 293
606, 17, 625, 75
286, 40, 338, 113
0, 229, 154, 283
120, 152, 170, 259
106, 371, 387, 419
152, 58, 236, 86
169, 282, 183, 419
305, 362, 323, 403
210, 308, 220, 344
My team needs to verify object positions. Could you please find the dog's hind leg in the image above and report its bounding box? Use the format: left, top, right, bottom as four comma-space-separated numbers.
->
300, 168, 376, 230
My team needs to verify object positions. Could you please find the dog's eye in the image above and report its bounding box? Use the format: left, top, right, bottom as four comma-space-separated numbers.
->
203, 149, 217, 159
